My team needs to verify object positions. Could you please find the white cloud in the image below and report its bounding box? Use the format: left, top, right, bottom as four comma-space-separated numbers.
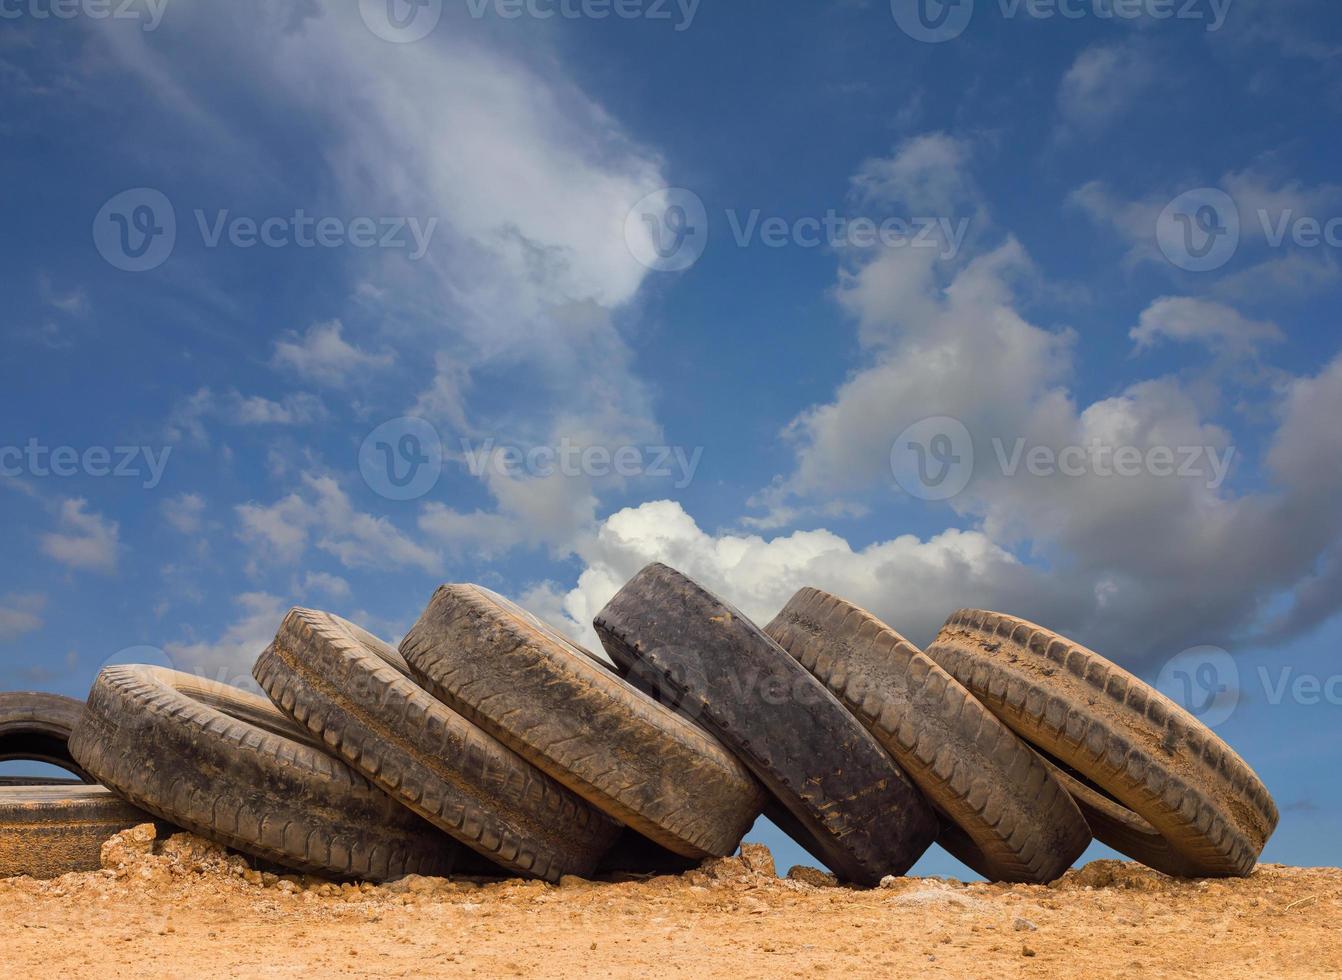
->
1057, 41, 1158, 136
850, 132, 975, 214
0, 593, 45, 642
300, 571, 352, 599
237, 475, 440, 574
40, 499, 119, 573
1130, 297, 1283, 355
162, 493, 207, 534
747, 135, 1342, 662
272, 320, 394, 386
167, 387, 328, 443
164, 592, 287, 687
546, 500, 1068, 654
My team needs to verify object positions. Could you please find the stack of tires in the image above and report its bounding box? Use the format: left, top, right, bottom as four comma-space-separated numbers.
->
0, 562, 1277, 886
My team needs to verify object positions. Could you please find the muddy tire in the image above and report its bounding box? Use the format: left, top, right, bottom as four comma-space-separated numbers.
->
400, 585, 765, 860
69, 664, 454, 881
765, 588, 1091, 883
0, 692, 92, 780
926, 609, 1278, 877
257, 609, 619, 882
0, 785, 159, 878
593, 564, 938, 886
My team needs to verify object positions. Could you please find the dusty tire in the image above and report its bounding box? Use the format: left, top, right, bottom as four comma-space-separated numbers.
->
1045, 764, 1208, 878
0, 692, 92, 780
400, 585, 765, 860
0, 785, 158, 878
69, 664, 454, 881
593, 564, 938, 886
765, 588, 1091, 883
257, 609, 619, 882
926, 609, 1278, 877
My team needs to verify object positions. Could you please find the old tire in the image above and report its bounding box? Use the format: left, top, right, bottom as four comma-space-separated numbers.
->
594, 563, 938, 886
926, 609, 1278, 877
69, 664, 454, 881
257, 609, 619, 882
400, 585, 765, 860
0, 785, 159, 878
765, 588, 1091, 883
1045, 763, 1208, 878
0, 692, 92, 780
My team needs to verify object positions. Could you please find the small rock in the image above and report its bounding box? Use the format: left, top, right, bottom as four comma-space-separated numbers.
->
384, 874, 453, 896
787, 866, 839, 888
878, 875, 900, 889
100, 823, 158, 870
738, 843, 776, 878
1013, 917, 1038, 932
1022, 945, 1037, 958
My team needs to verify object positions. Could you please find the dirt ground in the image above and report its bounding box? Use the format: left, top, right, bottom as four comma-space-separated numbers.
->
4, 827, 1339, 978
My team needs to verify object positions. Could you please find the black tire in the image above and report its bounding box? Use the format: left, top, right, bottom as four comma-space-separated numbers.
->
593, 563, 938, 886
400, 585, 765, 860
764, 588, 1091, 883
69, 664, 454, 881
0, 692, 92, 780
926, 609, 1279, 877
257, 609, 619, 882
0, 785, 158, 878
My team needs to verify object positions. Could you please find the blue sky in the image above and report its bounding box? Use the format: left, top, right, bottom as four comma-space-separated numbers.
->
2, 0, 1340, 877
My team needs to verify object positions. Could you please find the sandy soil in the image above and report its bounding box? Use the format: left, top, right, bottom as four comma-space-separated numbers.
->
4, 827, 1338, 978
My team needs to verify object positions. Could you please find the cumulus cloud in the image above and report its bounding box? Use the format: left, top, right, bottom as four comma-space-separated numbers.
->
1056, 41, 1158, 136
164, 592, 287, 686
41, 499, 119, 573
237, 475, 439, 574
272, 320, 394, 386
167, 387, 328, 443
850, 132, 975, 215
744, 135, 1342, 664
544, 500, 1076, 655
162, 493, 207, 534
1130, 297, 1283, 355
